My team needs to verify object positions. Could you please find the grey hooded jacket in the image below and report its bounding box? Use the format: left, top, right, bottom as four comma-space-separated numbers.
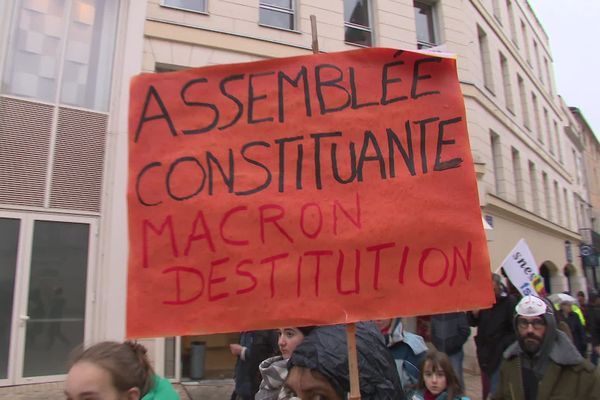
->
492, 299, 600, 400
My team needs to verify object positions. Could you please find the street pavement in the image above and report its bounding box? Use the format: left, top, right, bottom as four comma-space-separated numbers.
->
0, 371, 483, 400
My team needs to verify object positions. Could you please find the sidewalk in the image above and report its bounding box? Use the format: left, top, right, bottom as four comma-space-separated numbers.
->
0, 372, 482, 400
464, 369, 483, 400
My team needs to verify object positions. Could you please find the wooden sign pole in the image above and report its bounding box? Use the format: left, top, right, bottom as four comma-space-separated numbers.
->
346, 323, 361, 399
310, 15, 360, 399
310, 14, 319, 54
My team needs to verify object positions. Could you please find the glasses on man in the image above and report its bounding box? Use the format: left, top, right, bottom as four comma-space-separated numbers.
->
517, 317, 546, 329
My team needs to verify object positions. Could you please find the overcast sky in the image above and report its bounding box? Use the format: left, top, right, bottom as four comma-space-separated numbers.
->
527, 0, 600, 140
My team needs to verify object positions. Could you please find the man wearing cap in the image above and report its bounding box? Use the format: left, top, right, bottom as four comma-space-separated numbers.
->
492, 295, 600, 400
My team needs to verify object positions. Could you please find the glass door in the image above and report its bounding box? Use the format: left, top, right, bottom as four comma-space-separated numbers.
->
20, 220, 90, 379
0, 217, 21, 385
0, 213, 96, 385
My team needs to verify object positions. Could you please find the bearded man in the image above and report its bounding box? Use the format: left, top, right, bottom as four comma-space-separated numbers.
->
492, 295, 600, 400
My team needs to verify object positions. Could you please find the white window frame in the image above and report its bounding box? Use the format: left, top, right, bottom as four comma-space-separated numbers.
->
414, 0, 440, 49
490, 131, 505, 197
512, 147, 524, 206
0, 211, 98, 386
160, 0, 208, 14
478, 25, 495, 93
506, 0, 517, 46
2, 0, 118, 112
517, 74, 530, 130
492, 0, 502, 24
529, 161, 539, 214
499, 52, 514, 113
259, 0, 297, 32
344, 0, 374, 47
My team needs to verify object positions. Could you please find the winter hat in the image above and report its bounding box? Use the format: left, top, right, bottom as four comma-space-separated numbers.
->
515, 295, 547, 317
289, 322, 404, 399
298, 326, 315, 336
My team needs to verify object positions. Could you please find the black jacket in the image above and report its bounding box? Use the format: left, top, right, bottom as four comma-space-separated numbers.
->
564, 311, 587, 356
233, 330, 279, 397
430, 312, 470, 356
468, 293, 517, 374
589, 305, 600, 347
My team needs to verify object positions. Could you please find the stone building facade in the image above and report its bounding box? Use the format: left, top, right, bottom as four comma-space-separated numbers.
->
0, 0, 593, 386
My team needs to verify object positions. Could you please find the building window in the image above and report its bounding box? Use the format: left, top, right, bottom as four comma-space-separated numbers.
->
518, 74, 529, 129
574, 193, 580, 228
529, 161, 539, 213
512, 147, 524, 206
161, 0, 207, 13
564, 266, 573, 293
576, 154, 583, 185
531, 93, 541, 142
544, 57, 553, 94
572, 149, 579, 184
1, 0, 119, 112
155, 63, 186, 73
540, 264, 551, 294
414, 1, 438, 49
564, 188, 571, 228
542, 171, 551, 220
521, 20, 530, 65
507, 0, 517, 46
164, 337, 177, 378
554, 121, 563, 163
478, 26, 494, 93
533, 40, 543, 82
344, 0, 373, 47
554, 181, 561, 224
500, 52, 514, 112
492, 0, 502, 23
544, 108, 553, 154
259, 0, 296, 31
490, 131, 505, 197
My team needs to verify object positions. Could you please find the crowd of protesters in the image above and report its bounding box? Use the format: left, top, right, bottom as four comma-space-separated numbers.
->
62, 273, 600, 400
226, 273, 600, 399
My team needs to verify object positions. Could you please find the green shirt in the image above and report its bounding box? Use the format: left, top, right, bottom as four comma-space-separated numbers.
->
142, 375, 180, 400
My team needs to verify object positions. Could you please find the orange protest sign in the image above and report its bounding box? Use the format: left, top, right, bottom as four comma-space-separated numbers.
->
127, 48, 494, 338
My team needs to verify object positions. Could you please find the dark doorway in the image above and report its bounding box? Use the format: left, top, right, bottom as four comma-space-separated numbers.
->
540, 263, 552, 294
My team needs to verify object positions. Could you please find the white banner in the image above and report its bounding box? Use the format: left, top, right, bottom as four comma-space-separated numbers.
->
500, 239, 545, 296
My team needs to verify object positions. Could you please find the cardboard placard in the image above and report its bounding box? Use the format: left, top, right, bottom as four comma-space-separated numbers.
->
127, 48, 494, 338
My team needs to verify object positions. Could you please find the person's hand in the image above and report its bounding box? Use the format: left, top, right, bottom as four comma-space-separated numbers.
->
595, 345, 600, 355
229, 344, 243, 356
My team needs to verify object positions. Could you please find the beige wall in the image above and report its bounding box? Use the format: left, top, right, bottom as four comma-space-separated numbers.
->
94, 0, 148, 342
485, 204, 584, 288
454, 1, 588, 284
576, 110, 600, 232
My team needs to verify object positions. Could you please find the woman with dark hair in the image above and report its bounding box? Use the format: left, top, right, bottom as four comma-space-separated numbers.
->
65, 341, 179, 400
255, 326, 314, 400
407, 349, 469, 400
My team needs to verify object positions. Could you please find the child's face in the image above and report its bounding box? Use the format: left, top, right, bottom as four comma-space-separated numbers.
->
423, 360, 447, 395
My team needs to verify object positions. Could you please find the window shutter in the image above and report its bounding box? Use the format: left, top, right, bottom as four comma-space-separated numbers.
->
0, 97, 53, 207
50, 107, 107, 212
